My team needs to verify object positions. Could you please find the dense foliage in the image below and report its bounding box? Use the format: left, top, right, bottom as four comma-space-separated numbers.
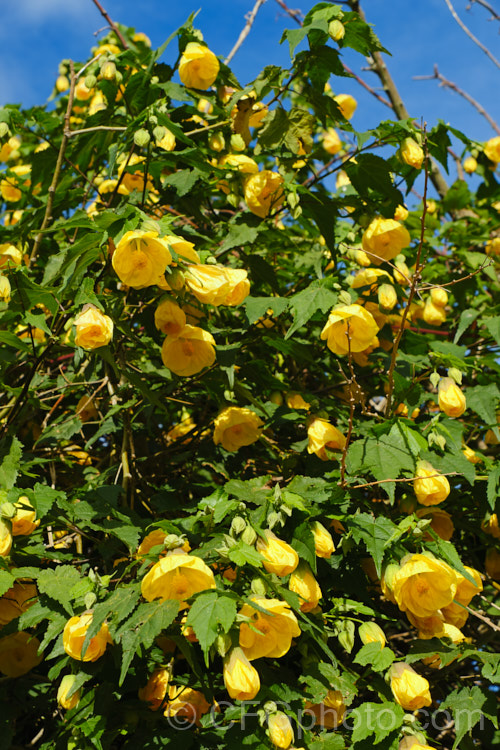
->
0, 2, 499, 749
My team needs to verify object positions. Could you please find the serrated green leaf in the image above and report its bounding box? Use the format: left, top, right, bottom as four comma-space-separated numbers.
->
466, 383, 500, 434
286, 281, 338, 339
454, 309, 480, 344
351, 702, 404, 743
349, 514, 400, 576
186, 591, 236, 657
245, 296, 289, 325
0, 569, 15, 597
441, 686, 498, 748
227, 540, 263, 567
487, 465, 500, 511
483, 316, 500, 346
0, 437, 22, 490
353, 642, 395, 672
37, 565, 80, 615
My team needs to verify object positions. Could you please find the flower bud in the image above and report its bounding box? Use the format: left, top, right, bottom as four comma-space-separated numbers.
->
166, 268, 185, 290
250, 577, 268, 596
438, 377, 466, 418
241, 525, 257, 546
358, 621, 386, 648
0, 123, 10, 139
230, 134, 246, 152
399, 138, 424, 169
0, 276, 11, 304
430, 287, 448, 307
312, 521, 335, 558
268, 711, 294, 748
100, 61, 117, 81
84, 74, 97, 90
57, 674, 81, 710
153, 125, 166, 142
209, 132, 226, 151
378, 283, 397, 311
328, 20, 345, 41
230, 516, 247, 537
463, 156, 477, 174
134, 128, 151, 147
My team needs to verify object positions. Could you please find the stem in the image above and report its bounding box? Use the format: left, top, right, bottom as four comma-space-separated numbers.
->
225, 0, 267, 64
29, 60, 76, 267
443, 0, 500, 70
90, 0, 129, 49
384, 132, 430, 417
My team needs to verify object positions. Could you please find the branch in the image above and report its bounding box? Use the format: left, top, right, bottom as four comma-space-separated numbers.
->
348, 1, 449, 199
468, 0, 500, 22
273, 0, 304, 23
443, 0, 500, 69
414, 64, 500, 136
65, 125, 127, 138
352, 471, 460, 490
90, 0, 128, 49
29, 60, 76, 267
225, 0, 267, 64
385, 132, 430, 417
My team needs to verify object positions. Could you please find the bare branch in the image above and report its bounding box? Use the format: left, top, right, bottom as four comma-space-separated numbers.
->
468, 0, 500, 21
415, 64, 500, 136
273, 0, 304, 24
443, 0, 500, 69
90, 0, 128, 49
225, 0, 268, 64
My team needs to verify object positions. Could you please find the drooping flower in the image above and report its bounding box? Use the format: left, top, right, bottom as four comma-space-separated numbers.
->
178, 42, 220, 90
0, 631, 43, 677
438, 377, 466, 418
161, 325, 216, 377
141, 550, 215, 607
256, 530, 299, 577
414, 461, 450, 506
63, 612, 112, 662
57, 674, 81, 710
74, 307, 113, 350
389, 662, 432, 710
362, 217, 411, 265
243, 170, 284, 218
321, 304, 379, 355
238, 595, 301, 660
312, 521, 335, 558
358, 621, 386, 648
185, 265, 230, 305
307, 417, 346, 461
112, 230, 172, 288
223, 647, 260, 700
138, 668, 170, 710
392, 553, 458, 618
213, 406, 263, 452
268, 711, 294, 749
289, 561, 322, 612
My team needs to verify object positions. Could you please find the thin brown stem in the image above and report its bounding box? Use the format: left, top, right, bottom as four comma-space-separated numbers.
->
444, 0, 500, 69
29, 61, 76, 267
90, 0, 129, 49
415, 64, 500, 136
384, 132, 430, 417
66, 125, 127, 138
225, 0, 267, 64
352, 471, 460, 490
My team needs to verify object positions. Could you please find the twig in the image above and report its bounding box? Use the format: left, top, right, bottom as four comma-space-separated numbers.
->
341, 63, 392, 108
29, 61, 76, 267
273, 0, 304, 23
415, 64, 500, 136
466, 605, 500, 632
384, 131, 430, 417
468, 0, 500, 22
352, 471, 460, 490
90, 0, 128, 49
225, 0, 267, 64
65, 125, 127, 138
443, 0, 500, 69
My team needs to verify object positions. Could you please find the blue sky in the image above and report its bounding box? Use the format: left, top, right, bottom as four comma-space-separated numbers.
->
1, 0, 499, 154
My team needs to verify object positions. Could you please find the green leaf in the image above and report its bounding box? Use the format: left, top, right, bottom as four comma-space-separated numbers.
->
349, 514, 400, 576
351, 702, 405, 743
186, 591, 237, 657
245, 296, 289, 325
285, 280, 337, 339
484, 316, 500, 346
347, 432, 415, 500
353, 643, 395, 672
467, 383, 500, 432
218, 222, 260, 253
454, 309, 480, 344
225, 476, 272, 505
37, 565, 80, 615
80, 584, 141, 655
0, 569, 15, 597
309, 735, 345, 750
487, 465, 500, 511
116, 599, 179, 686
162, 168, 200, 196
227, 540, 263, 568
441, 686, 498, 749
0, 437, 22, 489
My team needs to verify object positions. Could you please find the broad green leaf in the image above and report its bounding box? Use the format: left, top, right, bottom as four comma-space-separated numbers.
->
0, 437, 22, 489
454, 309, 480, 344
37, 565, 80, 615
285, 281, 338, 339
227, 540, 263, 568
483, 315, 500, 346
353, 643, 395, 672
466, 383, 500, 434
441, 686, 498, 748
245, 296, 289, 325
350, 702, 404, 744
186, 591, 237, 657
349, 514, 400, 576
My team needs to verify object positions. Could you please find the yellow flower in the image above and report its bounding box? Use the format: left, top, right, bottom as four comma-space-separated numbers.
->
454, 566, 483, 606
156, 129, 176, 151
378, 283, 397, 311
0, 275, 10, 303
307, 417, 346, 461
221, 267, 251, 306
112, 230, 172, 288
76, 394, 98, 422
136, 529, 168, 558
463, 155, 477, 173
256, 530, 299, 577
416, 508, 454, 541
289, 561, 322, 612
223, 647, 260, 700
482, 513, 500, 539
358, 621, 386, 648
304, 690, 346, 728
165, 685, 212, 725
74, 79, 94, 101
362, 217, 411, 265
185, 264, 230, 305
141, 550, 215, 607
11, 496, 39, 536
213, 406, 263, 452
322, 128, 342, 154
394, 204, 409, 221
0, 135, 21, 162
312, 521, 335, 558
0, 580, 37, 626
285, 392, 310, 411
321, 304, 379, 356
463, 444, 481, 464
238, 595, 301, 660
219, 153, 259, 175
328, 19, 345, 41
392, 553, 458, 618
351, 267, 391, 292
138, 668, 170, 710
414, 461, 450, 506
0, 518, 12, 556
74, 307, 113, 350
161, 324, 216, 377
406, 610, 445, 636
422, 299, 446, 326
155, 299, 186, 336
485, 547, 500, 580
57, 674, 81, 710
0, 631, 43, 677
0, 243, 22, 269
438, 377, 466, 418
484, 136, 500, 163
268, 711, 294, 749
399, 138, 424, 169
419, 622, 467, 668
389, 662, 432, 710
334, 94, 357, 120
179, 42, 220, 89
430, 287, 448, 307
486, 237, 500, 256
0, 164, 31, 202
244, 170, 284, 218
164, 235, 200, 265
63, 612, 112, 662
